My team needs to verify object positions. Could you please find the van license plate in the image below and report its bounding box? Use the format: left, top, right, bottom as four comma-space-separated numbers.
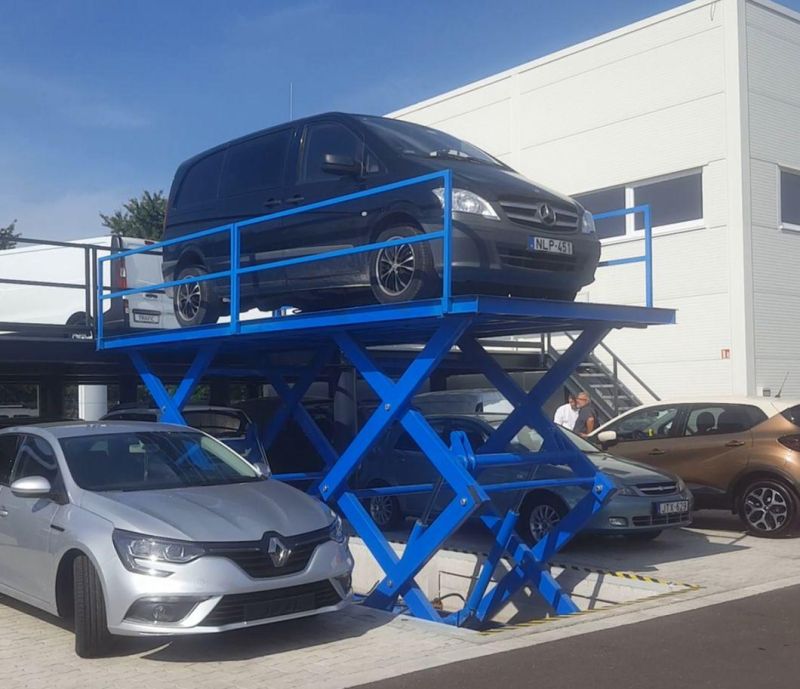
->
529, 236, 573, 255
657, 500, 689, 515
133, 312, 160, 324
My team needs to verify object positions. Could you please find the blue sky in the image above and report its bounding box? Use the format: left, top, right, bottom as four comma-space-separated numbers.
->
2, 0, 799, 239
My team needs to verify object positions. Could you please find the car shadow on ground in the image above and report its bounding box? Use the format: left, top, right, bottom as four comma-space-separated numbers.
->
0, 596, 391, 662
138, 604, 392, 663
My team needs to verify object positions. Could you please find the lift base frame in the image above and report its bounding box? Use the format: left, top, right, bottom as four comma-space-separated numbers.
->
114, 296, 674, 627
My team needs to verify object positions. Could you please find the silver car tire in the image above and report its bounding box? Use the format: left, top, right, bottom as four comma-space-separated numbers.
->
74, 555, 113, 658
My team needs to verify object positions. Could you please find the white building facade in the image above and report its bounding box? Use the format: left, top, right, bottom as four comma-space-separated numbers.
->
389, 0, 800, 400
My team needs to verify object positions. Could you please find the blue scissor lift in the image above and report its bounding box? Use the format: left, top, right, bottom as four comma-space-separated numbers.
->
97, 171, 674, 628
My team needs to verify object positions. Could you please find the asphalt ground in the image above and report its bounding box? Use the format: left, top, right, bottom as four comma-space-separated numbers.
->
355, 583, 800, 689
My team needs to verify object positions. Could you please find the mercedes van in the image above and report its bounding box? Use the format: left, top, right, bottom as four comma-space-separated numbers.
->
163, 113, 601, 326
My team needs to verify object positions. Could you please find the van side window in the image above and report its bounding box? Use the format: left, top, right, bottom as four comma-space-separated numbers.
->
221, 129, 292, 197
175, 150, 225, 208
301, 123, 361, 183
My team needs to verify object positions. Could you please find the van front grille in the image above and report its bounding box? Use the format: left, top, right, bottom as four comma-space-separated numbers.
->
499, 200, 579, 232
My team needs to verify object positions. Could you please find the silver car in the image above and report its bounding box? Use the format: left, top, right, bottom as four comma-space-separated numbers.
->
0, 422, 353, 657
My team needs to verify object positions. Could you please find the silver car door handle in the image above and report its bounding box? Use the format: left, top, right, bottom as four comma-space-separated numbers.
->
725, 439, 746, 448
0, 507, 7, 517
649, 448, 666, 456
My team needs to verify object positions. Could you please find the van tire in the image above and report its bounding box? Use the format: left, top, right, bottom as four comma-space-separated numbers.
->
174, 265, 221, 327
74, 555, 113, 658
370, 226, 436, 304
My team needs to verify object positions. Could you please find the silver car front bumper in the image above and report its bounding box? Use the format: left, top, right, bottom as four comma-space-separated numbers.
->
101, 540, 353, 636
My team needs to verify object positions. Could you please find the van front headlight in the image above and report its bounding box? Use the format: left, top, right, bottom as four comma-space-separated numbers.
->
581, 209, 596, 234
433, 188, 499, 220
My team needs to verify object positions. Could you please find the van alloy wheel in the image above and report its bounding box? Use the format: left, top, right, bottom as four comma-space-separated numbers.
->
375, 238, 416, 297
176, 281, 202, 322
743, 485, 789, 533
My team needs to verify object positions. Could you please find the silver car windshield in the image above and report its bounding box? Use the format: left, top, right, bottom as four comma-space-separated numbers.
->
59, 431, 262, 492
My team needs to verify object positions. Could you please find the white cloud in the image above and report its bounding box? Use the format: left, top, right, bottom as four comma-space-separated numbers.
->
0, 66, 149, 129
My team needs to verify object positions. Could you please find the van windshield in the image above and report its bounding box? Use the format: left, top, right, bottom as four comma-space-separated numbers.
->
60, 430, 262, 492
359, 116, 506, 168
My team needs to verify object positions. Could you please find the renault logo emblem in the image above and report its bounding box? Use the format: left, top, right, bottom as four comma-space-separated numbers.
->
266, 536, 291, 567
539, 203, 557, 225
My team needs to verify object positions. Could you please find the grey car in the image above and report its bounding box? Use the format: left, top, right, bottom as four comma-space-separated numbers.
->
0, 421, 353, 657
357, 414, 693, 542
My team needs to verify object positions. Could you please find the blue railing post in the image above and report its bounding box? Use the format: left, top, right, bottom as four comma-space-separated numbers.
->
442, 168, 453, 312
643, 204, 653, 308
96, 258, 104, 340
594, 203, 654, 308
229, 223, 241, 333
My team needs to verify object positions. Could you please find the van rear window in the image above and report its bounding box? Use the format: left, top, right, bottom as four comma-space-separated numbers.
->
782, 405, 800, 428
175, 150, 224, 208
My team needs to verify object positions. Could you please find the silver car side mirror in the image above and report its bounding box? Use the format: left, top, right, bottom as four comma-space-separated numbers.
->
10, 476, 52, 498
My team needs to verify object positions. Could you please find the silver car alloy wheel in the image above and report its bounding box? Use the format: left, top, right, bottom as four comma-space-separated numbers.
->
744, 486, 789, 532
369, 495, 396, 528
176, 281, 202, 321
529, 503, 561, 542
375, 237, 415, 296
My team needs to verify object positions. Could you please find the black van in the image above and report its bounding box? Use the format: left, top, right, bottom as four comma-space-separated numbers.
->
164, 113, 601, 326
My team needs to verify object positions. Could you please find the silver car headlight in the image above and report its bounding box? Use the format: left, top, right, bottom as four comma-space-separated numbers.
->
329, 515, 346, 544
113, 529, 206, 577
581, 209, 596, 234
432, 187, 499, 220
676, 476, 687, 492
616, 484, 639, 497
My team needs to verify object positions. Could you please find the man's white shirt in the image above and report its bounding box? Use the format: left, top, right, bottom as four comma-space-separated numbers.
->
553, 403, 579, 430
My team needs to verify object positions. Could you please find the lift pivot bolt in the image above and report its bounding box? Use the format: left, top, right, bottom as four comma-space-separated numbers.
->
459, 497, 467, 506
321, 484, 329, 493
594, 484, 603, 494
384, 403, 391, 411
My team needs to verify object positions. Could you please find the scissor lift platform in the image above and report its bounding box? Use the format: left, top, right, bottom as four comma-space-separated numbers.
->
96, 171, 674, 627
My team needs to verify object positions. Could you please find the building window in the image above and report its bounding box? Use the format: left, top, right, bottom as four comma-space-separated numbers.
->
780, 168, 800, 229
575, 169, 703, 241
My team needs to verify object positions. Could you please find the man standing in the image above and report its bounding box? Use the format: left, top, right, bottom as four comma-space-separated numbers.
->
574, 392, 597, 437
553, 394, 579, 430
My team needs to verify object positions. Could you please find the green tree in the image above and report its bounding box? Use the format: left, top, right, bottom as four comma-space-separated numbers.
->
0, 219, 20, 250
100, 190, 166, 241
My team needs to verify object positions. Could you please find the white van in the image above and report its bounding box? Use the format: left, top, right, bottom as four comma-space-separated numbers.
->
0, 235, 176, 333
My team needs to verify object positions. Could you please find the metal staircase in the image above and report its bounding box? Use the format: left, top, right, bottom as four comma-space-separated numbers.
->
543, 332, 660, 423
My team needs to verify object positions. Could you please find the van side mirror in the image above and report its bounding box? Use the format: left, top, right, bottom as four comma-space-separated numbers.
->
322, 154, 361, 177
10, 476, 52, 498
596, 430, 618, 450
